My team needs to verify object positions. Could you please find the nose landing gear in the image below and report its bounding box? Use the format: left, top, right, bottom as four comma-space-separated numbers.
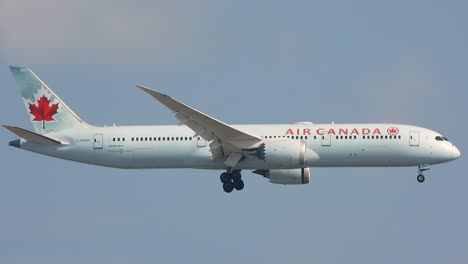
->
417, 174, 425, 183
220, 170, 244, 193
417, 164, 430, 183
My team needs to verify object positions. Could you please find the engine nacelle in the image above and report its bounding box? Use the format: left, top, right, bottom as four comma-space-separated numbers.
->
254, 168, 311, 185
254, 140, 307, 168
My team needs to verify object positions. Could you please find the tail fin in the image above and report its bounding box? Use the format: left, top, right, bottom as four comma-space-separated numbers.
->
9, 66, 90, 134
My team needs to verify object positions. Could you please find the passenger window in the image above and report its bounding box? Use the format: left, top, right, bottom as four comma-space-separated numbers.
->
336, 136, 339, 140
314, 136, 317, 140
398, 135, 401, 139
113, 138, 115, 142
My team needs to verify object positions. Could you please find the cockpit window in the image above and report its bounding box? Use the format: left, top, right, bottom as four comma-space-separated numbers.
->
435, 136, 450, 142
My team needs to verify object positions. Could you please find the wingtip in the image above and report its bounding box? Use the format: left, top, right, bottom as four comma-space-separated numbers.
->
135, 84, 155, 93
9, 65, 28, 72
135, 84, 147, 89
135, 84, 168, 97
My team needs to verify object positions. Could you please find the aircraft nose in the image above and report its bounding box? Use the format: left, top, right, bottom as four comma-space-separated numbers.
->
452, 145, 461, 160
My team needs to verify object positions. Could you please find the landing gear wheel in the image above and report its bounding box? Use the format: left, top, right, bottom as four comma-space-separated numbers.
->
233, 180, 244, 191
223, 182, 234, 193
232, 171, 241, 181
417, 174, 425, 183
220, 172, 231, 183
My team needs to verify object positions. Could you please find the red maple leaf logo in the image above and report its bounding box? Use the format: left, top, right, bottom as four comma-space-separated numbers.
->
387, 127, 399, 135
29, 95, 59, 129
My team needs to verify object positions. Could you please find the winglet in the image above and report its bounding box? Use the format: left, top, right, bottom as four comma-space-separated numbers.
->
2, 125, 63, 145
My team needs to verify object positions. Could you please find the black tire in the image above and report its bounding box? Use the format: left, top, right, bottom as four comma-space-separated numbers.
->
234, 180, 244, 191
232, 171, 242, 181
220, 172, 231, 183
223, 182, 234, 193
417, 174, 425, 183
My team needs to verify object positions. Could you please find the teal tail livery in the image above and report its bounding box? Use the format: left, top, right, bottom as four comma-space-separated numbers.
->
9, 66, 90, 134
2, 66, 460, 194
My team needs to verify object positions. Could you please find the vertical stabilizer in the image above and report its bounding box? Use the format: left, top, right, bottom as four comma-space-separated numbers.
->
9, 66, 90, 134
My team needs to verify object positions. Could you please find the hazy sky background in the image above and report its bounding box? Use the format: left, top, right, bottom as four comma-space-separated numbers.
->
1, 0, 467, 263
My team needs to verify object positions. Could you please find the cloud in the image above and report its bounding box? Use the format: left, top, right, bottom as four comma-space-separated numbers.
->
0, 0, 208, 64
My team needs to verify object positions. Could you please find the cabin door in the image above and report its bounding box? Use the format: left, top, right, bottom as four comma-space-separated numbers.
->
409, 131, 419, 146
197, 136, 207, 147
93, 134, 103, 149
321, 134, 331, 146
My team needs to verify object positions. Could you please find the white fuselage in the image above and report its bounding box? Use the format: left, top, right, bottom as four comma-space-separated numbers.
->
16, 123, 459, 170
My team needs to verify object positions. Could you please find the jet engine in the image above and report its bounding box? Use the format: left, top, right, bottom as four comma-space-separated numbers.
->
245, 140, 308, 168
253, 168, 311, 185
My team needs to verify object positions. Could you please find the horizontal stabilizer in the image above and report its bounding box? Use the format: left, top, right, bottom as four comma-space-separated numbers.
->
2, 125, 62, 145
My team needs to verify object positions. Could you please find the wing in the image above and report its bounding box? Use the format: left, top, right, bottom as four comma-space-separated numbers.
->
136, 85, 261, 142
136, 85, 262, 163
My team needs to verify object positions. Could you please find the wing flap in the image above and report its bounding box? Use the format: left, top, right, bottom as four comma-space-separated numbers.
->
2, 125, 63, 145
224, 152, 243, 167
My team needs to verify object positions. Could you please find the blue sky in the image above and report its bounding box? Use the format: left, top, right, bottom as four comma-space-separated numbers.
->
1, 0, 467, 263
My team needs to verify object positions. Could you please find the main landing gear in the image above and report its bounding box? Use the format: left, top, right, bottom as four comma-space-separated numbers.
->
417, 164, 430, 183
220, 170, 244, 193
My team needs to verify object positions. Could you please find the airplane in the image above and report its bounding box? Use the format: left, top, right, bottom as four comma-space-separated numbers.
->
3, 66, 461, 193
